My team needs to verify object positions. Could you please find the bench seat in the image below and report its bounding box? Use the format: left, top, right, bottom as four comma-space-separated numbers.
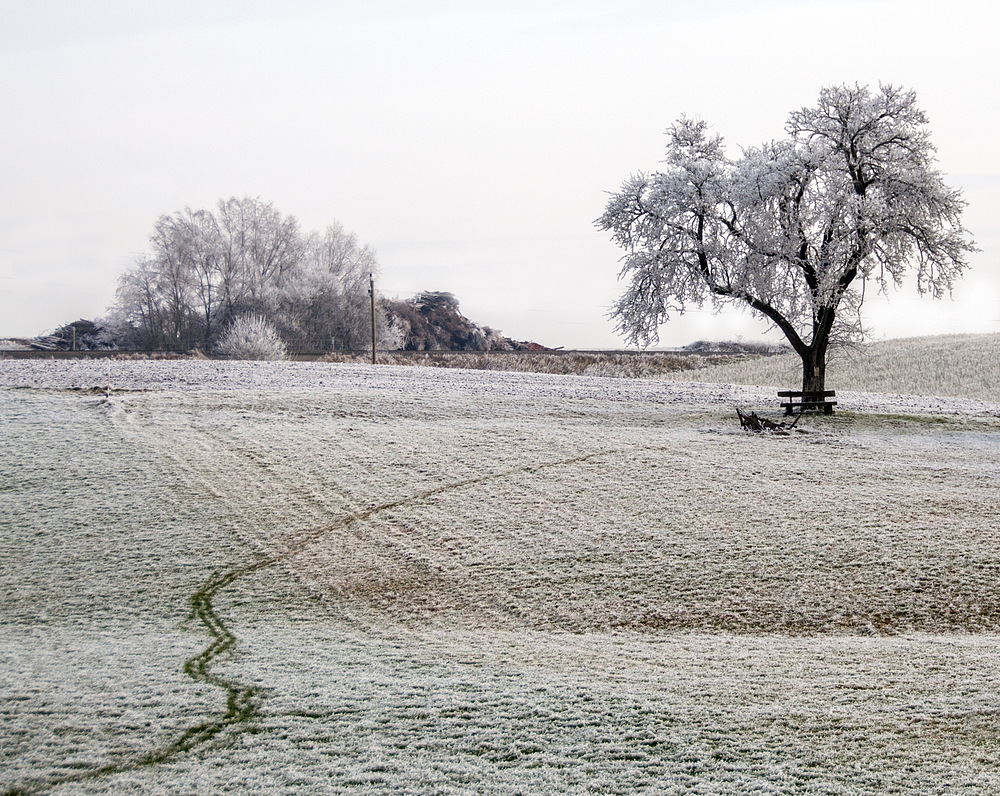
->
777, 390, 837, 415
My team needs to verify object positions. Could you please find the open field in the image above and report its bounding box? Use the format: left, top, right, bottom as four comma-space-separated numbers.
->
3, 345, 1000, 794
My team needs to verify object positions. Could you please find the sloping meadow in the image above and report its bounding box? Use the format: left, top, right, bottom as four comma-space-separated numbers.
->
2, 352, 1000, 793
661, 333, 1000, 403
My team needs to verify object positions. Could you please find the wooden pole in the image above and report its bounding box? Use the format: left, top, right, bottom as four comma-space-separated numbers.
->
369, 273, 376, 365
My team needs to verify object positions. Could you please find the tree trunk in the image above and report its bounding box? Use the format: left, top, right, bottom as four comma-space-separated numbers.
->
800, 342, 827, 394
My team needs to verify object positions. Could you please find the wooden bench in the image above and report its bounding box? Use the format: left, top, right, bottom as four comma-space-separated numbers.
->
778, 390, 837, 415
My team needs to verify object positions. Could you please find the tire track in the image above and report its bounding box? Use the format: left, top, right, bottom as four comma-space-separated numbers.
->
4, 403, 617, 795
3, 565, 268, 796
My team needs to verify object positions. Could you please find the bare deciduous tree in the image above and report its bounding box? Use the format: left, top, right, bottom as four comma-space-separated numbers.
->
279, 223, 379, 351
599, 84, 976, 393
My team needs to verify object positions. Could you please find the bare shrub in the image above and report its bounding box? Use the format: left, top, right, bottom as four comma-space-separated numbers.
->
216, 314, 287, 360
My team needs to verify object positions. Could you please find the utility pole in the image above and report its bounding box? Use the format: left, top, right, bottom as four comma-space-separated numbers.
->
369, 272, 376, 365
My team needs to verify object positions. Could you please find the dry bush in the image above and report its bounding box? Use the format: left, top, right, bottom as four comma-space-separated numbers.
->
216, 314, 288, 361
109, 351, 202, 360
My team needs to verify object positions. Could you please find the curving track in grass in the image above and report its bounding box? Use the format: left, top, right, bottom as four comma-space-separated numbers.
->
3, 420, 614, 795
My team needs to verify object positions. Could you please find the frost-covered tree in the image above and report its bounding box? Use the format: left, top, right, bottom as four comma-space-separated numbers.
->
599, 84, 976, 393
214, 196, 303, 321
112, 197, 382, 353
275, 223, 379, 351
148, 207, 222, 348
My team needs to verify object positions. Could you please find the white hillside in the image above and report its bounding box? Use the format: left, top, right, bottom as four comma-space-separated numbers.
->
664, 333, 1000, 402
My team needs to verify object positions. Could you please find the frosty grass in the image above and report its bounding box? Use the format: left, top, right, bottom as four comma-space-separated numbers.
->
2, 358, 1000, 794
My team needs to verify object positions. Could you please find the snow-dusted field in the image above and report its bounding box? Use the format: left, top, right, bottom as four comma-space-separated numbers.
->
3, 359, 1000, 794
662, 333, 1000, 405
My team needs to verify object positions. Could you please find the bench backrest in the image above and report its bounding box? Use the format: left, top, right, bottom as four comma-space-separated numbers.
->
777, 390, 836, 398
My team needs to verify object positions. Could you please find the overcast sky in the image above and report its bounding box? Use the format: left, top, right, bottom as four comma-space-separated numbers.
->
2, 0, 997, 348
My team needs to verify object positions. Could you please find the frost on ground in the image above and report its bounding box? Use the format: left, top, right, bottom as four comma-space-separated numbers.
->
2, 360, 1000, 794
661, 332, 1000, 405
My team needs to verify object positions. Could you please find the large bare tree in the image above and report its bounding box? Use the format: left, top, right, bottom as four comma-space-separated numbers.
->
599, 84, 976, 393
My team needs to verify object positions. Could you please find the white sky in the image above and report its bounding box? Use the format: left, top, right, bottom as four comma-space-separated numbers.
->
2, 0, 998, 348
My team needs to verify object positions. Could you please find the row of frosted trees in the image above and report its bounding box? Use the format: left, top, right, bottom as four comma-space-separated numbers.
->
112, 197, 382, 352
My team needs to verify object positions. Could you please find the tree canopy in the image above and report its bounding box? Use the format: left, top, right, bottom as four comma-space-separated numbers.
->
599, 84, 976, 393
112, 197, 380, 352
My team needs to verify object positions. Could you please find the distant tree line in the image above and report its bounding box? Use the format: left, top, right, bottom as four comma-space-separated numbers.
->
110, 196, 385, 352
31, 197, 544, 356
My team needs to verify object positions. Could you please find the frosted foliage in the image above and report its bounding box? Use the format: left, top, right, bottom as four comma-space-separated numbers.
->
112, 197, 380, 353
599, 85, 975, 376
216, 314, 288, 360
3, 360, 1000, 793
